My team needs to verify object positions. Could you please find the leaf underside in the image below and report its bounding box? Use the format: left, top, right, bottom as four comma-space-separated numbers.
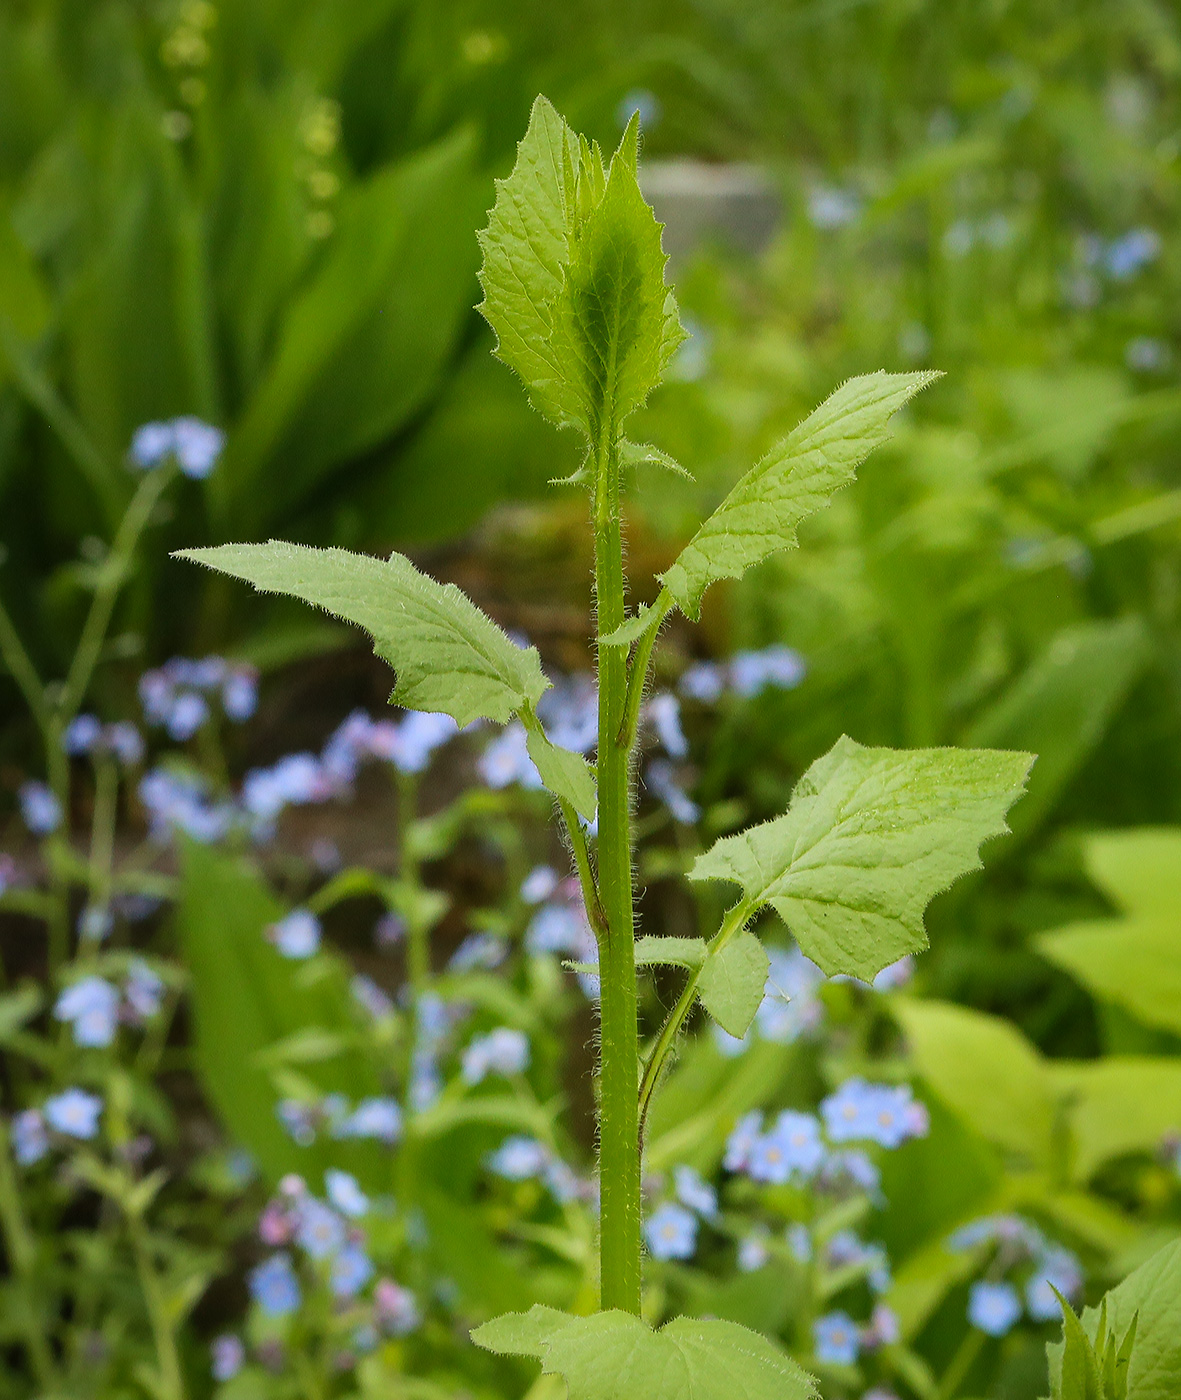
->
690, 735, 1033, 981
697, 929, 769, 1038
525, 727, 598, 821
471, 1305, 817, 1400
661, 370, 940, 619
177, 542, 548, 728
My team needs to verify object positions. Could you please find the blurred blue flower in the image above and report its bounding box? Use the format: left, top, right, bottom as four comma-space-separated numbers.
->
645, 693, 688, 758
222, 668, 259, 722
19, 781, 61, 836
813, 1310, 860, 1364
448, 931, 507, 972
617, 89, 661, 130
728, 645, 806, 698
538, 675, 599, 753
679, 660, 726, 703
646, 758, 699, 825
479, 722, 543, 790
130, 417, 224, 478
737, 1228, 770, 1273
821, 1079, 925, 1148
391, 711, 458, 773
10, 1109, 48, 1165
44, 1088, 103, 1139
1106, 227, 1160, 280
786, 1222, 812, 1262
526, 901, 591, 956
487, 1135, 550, 1181
105, 722, 145, 767
807, 186, 861, 230
63, 715, 103, 756
166, 691, 209, 741
124, 961, 165, 1021
325, 1169, 369, 1219
54, 976, 120, 1047
335, 1097, 402, 1145
350, 974, 394, 1018
268, 909, 321, 959
520, 864, 559, 904
78, 904, 114, 944
295, 1198, 346, 1260
674, 1164, 718, 1219
723, 1110, 763, 1172
249, 1253, 301, 1317
462, 1027, 530, 1085
211, 1334, 245, 1382
331, 1244, 374, 1299
968, 1280, 1022, 1336
748, 1110, 826, 1183
1026, 1246, 1083, 1321
644, 1202, 698, 1260
757, 946, 825, 1042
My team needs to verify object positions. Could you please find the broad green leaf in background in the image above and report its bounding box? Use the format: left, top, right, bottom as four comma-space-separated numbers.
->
177, 542, 549, 726
965, 618, 1147, 838
472, 1306, 816, 1400
477, 96, 682, 439
697, 929, 769, 1038
219, 129, 484, 527
1037, 828, 1181, 1036
1048, 1239, 1181, 1400
176, 840, 382, 1185
690, 735, 1032, 980
892, 999, 1055, 1165
660, 371, 940, 619
1048, 1058, 1181, 1183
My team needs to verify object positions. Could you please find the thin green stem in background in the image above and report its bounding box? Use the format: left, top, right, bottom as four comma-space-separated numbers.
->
127, 1209, 187, 1400
0, 1124, 58, 1391
591, 426, 642, 1316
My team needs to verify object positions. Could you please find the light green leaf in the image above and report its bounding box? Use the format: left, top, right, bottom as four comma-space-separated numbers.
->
893, 999, 1055, 1165
553, 122, 684, 434
477, 97, 585, 430
1048, 1239, 1180, 1400
602, 603, 665, 647
477, 98, 682, 438
690, 735, 1032, 981
1054, 1295, 1104, 1400
661, 371, 940, 619
176, 542, 548, 727
525, 727, 597, 821
634, 936, 707, 970
1038, 918, 1181, 1038
698, 930, 769, 1038
472, 1306, 816, 1400
1082, 828, 1181, 919
1048, 1058, 1181, 1182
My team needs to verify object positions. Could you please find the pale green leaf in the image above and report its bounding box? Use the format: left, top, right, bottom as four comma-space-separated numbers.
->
893, 999, 1054, 1165
552, 116, 684, 435
602, 603, 665, 647
698, 929, 769, 1038
1048, 1240, 1181, 1400
477, 97, 586, 430
472, 1306, 816, 1400
1048, 1058, 1181, 1182
690, 736, 1031, 981
1038, 918, 1181, 1037
1082, 828, 1181, 919
661, 371, 939, 619
525, 728, 598, 821
634, 936, 707, 970
176, 542, 548, 727
477, 99, 683, 439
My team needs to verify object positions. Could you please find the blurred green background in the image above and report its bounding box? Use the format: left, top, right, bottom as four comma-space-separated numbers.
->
2, 0, 1180, 1042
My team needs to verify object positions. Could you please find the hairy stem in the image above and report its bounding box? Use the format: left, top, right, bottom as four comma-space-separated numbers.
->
592, 428, 642, 1315
616, 590, 672, 750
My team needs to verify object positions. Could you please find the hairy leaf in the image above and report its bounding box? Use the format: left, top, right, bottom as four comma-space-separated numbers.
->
661, 371, 939, 618
176, 542, 548, 727
477, 97, 682, 438
690, 736, 1032, 980
472, 1305, 816, 1400
698, 930, 769, 1038
525, 727, 598, 821
634, 936, 707, 969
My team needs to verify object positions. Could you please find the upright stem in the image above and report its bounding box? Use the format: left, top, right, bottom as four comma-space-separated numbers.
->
0, 1124, 57, 1390
128, 1210, 186, 1400
592, 429, 641, 1315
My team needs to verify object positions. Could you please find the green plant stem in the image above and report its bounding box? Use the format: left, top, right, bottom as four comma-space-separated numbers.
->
935, 1326, 986, 1400
637, 897, 754, 1136
0, 594, 52, 740
0, 1124, 57, 1390
398, 771, 428, 1003
617, 590, 672, 749
62, 465, 174, 723
88, 757, 119, 916
592, 429, 642, 1315
127, 1210, 186, 1400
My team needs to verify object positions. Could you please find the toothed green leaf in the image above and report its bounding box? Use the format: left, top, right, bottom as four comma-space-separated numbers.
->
690, 736, 1032, 981
697, 929, 769, 1038
471, 1306, 816, 1400
661, 371, 940, 619
525, 727, 597, 821
477, 98, 683, 440
176, 543, 548, 727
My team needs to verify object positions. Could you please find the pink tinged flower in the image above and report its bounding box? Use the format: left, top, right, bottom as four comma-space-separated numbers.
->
259, 1200, 294, 1246
374, 1278, 419, 1335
